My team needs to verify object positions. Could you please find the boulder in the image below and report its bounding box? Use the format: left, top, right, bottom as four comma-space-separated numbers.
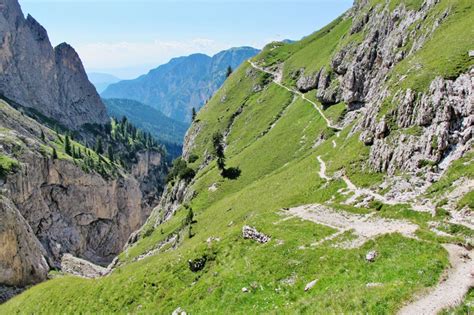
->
366, 250, 378, 262
304, 279, 318, 291
188, 257, 207, 272
242, 226, 271, 243
60, 254, 107, 278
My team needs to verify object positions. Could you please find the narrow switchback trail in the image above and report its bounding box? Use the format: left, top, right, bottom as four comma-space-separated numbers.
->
248, 61, 341, 130
398, 244, 474, 315
315, 154, 397, 205
317, 156, 331, 181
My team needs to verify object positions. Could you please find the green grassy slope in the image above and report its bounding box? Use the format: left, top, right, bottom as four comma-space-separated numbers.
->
2, 0, 473, 313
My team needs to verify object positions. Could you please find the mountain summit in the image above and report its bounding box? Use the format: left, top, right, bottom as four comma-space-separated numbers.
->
0, 0, 108, 129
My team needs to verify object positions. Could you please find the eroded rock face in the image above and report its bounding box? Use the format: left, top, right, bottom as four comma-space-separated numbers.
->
292, 0, 471, 175
0, 99, 164, 287
363, 72, 473, 174
5, 153, 145, 267
4, 149, 146, 266
296, 68, 321, 93
131, 150, 166, 208
0, 0, 108, 129
151, 179, 193, 228
300, 1, 447, 110
0, 197, 49, 286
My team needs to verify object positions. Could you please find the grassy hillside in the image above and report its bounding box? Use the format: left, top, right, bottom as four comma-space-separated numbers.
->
2, 0, 473, 313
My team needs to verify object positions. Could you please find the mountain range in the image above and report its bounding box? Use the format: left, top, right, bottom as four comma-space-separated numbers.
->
87, 73, 121, 93
102, 47, 260, 123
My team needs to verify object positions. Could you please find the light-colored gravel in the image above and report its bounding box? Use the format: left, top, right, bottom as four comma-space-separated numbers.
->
287, 204, 419, 248
398, 244, 474, 315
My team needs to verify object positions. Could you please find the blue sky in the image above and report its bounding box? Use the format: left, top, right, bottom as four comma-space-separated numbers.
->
19, 0, 353, 78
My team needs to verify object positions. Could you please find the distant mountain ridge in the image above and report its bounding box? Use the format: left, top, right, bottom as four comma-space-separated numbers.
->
102, 46, 260, 123
103, 98, 188, 159
88, 73, 121, 93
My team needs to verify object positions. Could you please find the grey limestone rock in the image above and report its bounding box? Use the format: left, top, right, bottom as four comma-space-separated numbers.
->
0, 0, 108, 130
242, 225, 271, 243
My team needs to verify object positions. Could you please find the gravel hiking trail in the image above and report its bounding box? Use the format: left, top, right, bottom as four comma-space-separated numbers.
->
398, 244, 474, 315
248, 60, 340, 130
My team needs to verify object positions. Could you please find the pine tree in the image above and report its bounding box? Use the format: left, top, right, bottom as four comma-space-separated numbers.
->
212, 132, 226, 172
108, 145, 114, 163
226, 65, 233, 78
64, 135, 72, 156
95, 137, 104, 155
192, 107, 197, 121
121, 116, 128, 125
185, 207, 194, 225
52, 147, 58, 159
40, 129, 46, 142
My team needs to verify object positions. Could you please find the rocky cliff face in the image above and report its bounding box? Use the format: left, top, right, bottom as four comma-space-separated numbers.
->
6, 154, 144, 267
0, 197, 49, 287
297, 0, 473, 176
0, 99, 164, 288
0, 0, 108, 129
363, 72, 473, 174
131, 150, 167, 209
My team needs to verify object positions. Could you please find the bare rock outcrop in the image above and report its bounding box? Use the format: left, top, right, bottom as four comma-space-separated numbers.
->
300, 1, 446, 112
365, 72, 473, 174
151, 179, 193, 228
0, 99, 164, 288
0, 197, 49, 286
242, 226, 271, 243
0, 0, 108, 129
60, 254, 107, 278
290, 0, 471, 176
296, 68, 321, 93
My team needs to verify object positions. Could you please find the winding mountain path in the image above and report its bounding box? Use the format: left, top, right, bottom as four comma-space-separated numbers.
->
248, 60, 341, 130
398, 244, 474, 315
250, 62, 473, 311
305, 156, 473, 311
317, 156, 331, 181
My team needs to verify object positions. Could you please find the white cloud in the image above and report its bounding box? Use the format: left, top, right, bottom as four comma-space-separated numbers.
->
76, 38, 229, 74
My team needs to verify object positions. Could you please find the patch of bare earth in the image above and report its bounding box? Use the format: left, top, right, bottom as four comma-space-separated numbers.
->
286, 204, 418, 248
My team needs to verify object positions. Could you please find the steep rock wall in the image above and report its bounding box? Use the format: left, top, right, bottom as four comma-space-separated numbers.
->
0, 100, 164, 286
0, 0, 108, 129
